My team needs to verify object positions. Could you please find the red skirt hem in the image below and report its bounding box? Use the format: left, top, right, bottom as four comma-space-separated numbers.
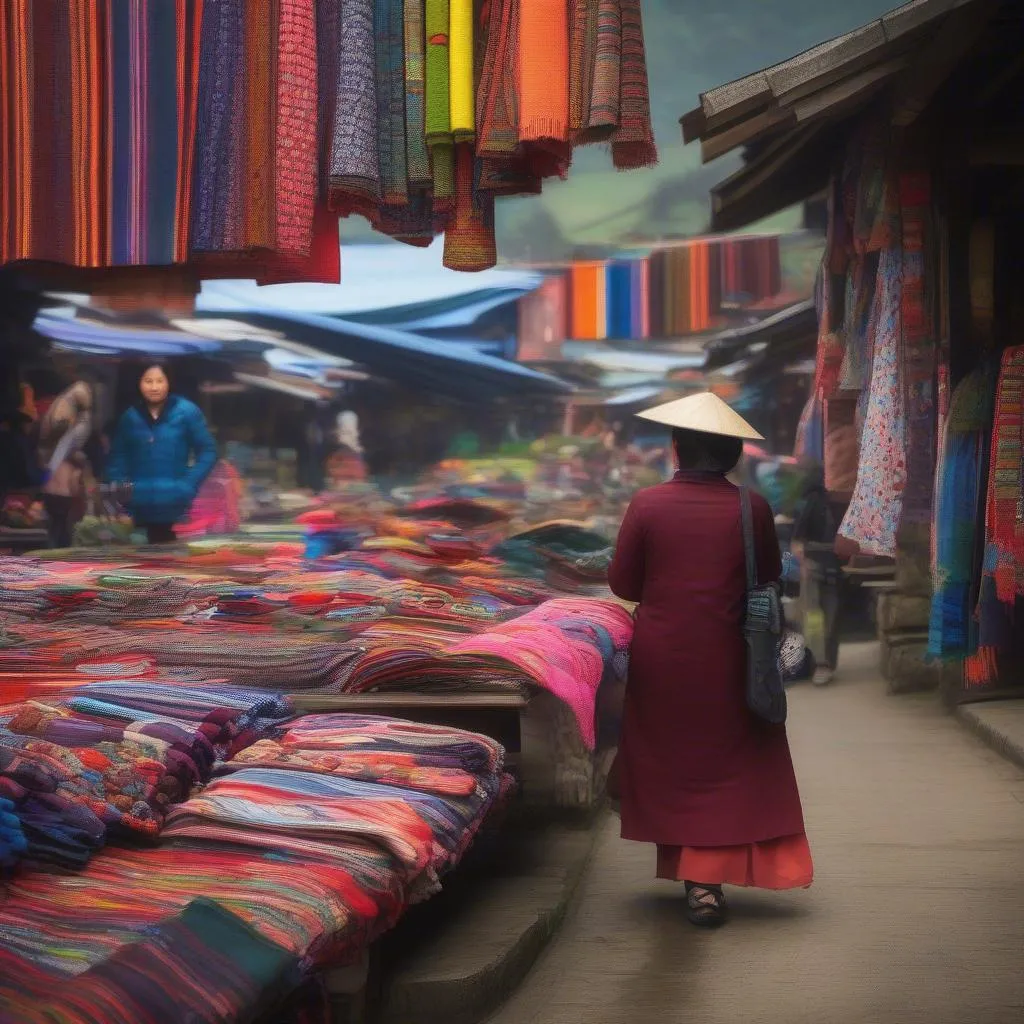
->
655, 832, 813, 890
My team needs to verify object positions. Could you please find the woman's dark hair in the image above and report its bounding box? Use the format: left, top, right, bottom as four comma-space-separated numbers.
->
672, 427, 743, 474
138, 361, 172, 384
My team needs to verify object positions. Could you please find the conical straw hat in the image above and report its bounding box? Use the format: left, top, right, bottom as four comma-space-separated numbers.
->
635, 392, 764, 440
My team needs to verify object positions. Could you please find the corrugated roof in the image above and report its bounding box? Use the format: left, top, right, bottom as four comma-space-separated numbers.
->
680, 0, 993, 230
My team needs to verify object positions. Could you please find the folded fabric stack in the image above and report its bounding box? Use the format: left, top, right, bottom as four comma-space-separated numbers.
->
0, 715, 511, 1024
0, 795, 28, 872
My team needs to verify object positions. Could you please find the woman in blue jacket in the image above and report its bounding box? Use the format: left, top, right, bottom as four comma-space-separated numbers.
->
107, 363, 217, 544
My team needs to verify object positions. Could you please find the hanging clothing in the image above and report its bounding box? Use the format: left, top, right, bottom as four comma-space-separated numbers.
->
608, 472, 810, 886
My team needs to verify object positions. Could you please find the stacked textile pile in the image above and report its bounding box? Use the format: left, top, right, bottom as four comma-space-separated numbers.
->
0, 715, 510, 1024
1, 0, 656, 277
0, 491, 629, 751
0, 682, 296, 871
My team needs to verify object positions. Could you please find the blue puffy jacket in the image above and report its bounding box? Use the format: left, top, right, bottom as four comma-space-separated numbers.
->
106, 396, 217, 525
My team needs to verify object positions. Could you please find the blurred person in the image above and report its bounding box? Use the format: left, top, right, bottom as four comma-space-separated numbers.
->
791, 459, 846, 685
107, 363, 216, 544
0, 409, 43, 501
38, 382, 94, 548
608, 393, 811, 928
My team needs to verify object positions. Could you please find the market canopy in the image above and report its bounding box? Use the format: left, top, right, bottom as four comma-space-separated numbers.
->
679, 0, 994, 230
192, 308, 572, 403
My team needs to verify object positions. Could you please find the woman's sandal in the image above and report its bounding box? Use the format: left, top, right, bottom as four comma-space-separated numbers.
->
685, 885, 727, 928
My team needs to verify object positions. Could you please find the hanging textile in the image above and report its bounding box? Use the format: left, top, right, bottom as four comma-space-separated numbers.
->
374, 0, 408, 207
517, 0, 569, 144
568, 0, 598, 139
928, 367, 996, 661
442, 144, 496, 273
1, 0, 657, 276
610, 0, 657, 169
448, 0, 474, 141
403, 0, 430, 186
329, 0, 381, 211
899, 171, 938, 525
837, 247, 907, 558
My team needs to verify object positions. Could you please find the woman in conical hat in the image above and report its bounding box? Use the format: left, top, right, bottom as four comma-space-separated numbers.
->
608, 392, 812, 927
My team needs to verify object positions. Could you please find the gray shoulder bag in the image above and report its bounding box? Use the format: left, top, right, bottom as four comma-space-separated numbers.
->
740, 487, 787, 725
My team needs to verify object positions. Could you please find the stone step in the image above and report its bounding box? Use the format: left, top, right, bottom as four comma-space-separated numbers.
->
375, 820, 600, 1024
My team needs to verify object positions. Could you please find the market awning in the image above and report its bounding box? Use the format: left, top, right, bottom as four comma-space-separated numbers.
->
679, 0, 994, 230
33, 312, 224, 357
191, 308, 571, 402
702, 300, 817, 371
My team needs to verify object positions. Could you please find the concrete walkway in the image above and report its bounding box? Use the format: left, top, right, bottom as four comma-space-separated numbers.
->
490, 643, 1024, 1024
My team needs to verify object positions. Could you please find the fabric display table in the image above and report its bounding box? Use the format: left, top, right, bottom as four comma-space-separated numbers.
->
0, 493, 630, 1021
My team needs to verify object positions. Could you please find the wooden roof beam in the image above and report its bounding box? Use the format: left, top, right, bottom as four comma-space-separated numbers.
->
889, 0, 999, 125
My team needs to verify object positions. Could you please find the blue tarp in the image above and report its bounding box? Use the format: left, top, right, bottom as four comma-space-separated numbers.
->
191, 308, 570, 401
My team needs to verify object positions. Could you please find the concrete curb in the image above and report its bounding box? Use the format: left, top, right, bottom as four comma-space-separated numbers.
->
956, 701, 1024, 773
377, 819, 602, 1024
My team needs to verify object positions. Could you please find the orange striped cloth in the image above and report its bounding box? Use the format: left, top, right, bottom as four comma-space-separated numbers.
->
517, 0, 568, 143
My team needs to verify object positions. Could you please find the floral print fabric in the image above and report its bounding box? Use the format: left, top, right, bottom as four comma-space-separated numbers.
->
838, 247, 907, 557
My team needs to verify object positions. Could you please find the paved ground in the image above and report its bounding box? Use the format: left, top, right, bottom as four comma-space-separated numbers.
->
489, 643, 1024, 1024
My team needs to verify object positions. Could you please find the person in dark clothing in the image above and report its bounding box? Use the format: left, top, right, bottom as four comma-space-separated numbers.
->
106, 363, 217, 545
791, 461, 846, 685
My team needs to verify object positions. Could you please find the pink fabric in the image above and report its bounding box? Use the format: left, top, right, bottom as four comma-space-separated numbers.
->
445, 598, 634, 749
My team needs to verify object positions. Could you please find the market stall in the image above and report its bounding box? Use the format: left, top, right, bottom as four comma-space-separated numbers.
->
682, 0, 1024, 698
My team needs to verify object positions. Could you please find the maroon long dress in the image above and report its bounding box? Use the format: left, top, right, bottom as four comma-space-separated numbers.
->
608, 471, 811, 888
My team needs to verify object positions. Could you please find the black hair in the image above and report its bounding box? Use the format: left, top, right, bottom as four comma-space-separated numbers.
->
138, 361, 172, 384
671, 427, 743, 474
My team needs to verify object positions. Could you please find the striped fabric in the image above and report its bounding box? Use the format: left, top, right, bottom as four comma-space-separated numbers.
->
0, 1, 656, 276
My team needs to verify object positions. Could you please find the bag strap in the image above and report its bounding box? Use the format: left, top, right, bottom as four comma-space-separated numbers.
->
739, 486, 758, 589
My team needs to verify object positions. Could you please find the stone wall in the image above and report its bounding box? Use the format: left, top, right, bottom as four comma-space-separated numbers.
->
878, 524, 940, 694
